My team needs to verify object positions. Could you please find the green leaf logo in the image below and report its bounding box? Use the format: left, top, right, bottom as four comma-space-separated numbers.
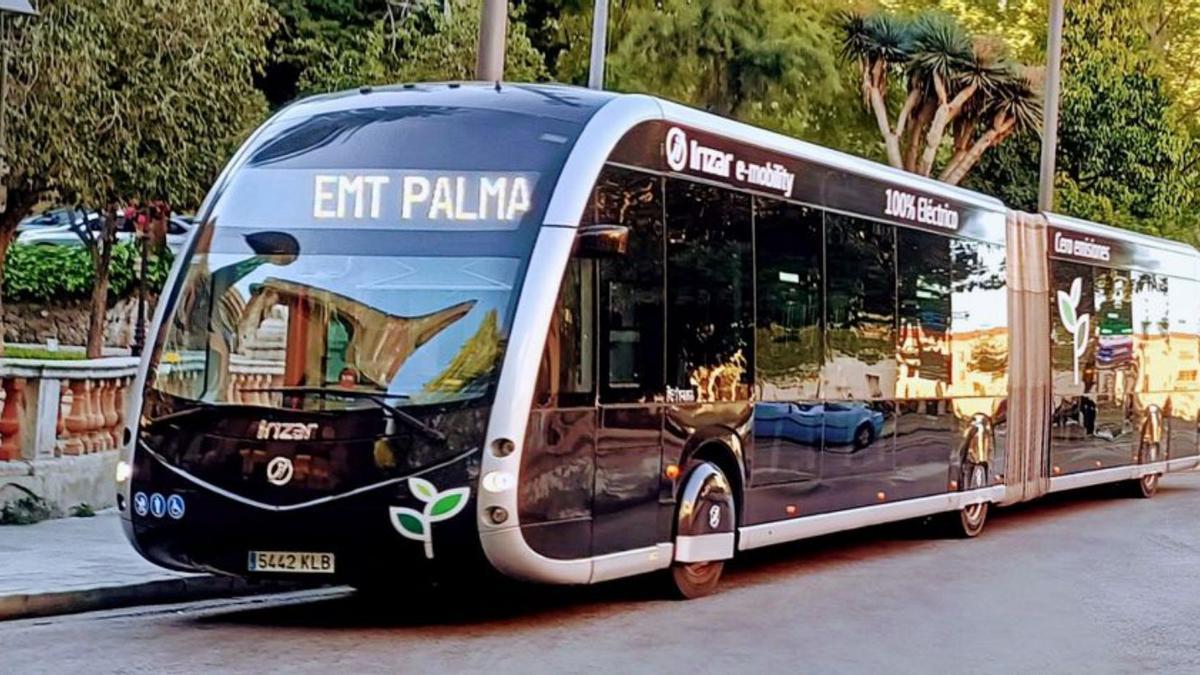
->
409, 477, 437, 501
390, 507, 425, 539
388, 478, 471, 559
1057, 277, 1090, 386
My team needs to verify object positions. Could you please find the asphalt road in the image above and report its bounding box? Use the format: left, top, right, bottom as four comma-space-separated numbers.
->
6, 474, 1200, 675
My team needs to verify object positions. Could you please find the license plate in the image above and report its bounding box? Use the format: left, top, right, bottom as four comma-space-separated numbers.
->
247, 550, 335, 574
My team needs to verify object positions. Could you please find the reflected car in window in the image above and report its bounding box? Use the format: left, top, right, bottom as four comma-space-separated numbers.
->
754, 401, 885, 450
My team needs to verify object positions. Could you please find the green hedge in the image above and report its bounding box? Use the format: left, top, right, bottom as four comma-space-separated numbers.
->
3, 242, 174, 304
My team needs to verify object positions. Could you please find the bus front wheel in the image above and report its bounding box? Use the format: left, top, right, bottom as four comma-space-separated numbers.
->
667, 460, 736, 599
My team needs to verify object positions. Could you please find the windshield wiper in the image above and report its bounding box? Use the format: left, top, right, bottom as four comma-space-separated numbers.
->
237, 386, 445, 443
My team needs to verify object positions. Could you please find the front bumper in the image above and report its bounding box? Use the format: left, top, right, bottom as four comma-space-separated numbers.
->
121, 447, 485, 584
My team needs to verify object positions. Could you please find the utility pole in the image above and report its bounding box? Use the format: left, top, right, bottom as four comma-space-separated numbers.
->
1038, 0, 1065, 212
474, 0, 506, 82
587, 0, 609, 90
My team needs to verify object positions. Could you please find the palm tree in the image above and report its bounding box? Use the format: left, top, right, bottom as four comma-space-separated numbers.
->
940, 66, 1043, 185
839, 9, 1041, 183
839, 10, 913, 167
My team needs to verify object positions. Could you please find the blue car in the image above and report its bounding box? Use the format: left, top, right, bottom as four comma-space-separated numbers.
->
755, 401, 886, 450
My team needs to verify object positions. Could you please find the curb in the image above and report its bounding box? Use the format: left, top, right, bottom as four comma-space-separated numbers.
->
0, 576, 294, 622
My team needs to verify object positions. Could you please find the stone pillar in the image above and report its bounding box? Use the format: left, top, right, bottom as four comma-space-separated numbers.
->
20, 376, 61, 460
0, 379, 25, 461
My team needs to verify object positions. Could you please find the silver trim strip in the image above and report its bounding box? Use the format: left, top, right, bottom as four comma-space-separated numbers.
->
477, 95, 678, 585
591, 544, 674, 583
738, 487, 1005, 552
542, 95, 663, 226
142, 444, 478, 512
1168, 456, 1200, 473
1048, 462, 1169, 493
675, 533, 735, 563
476, 225, 597, 584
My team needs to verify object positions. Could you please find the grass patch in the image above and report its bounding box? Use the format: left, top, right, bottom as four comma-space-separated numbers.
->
2, 346, 87, 361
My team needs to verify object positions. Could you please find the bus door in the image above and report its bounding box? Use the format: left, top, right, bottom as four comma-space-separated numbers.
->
592, 240, 666, 556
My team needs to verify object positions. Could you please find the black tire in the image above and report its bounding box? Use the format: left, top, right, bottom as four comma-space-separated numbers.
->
946, 462, 988, 538
1128, 472, 1160, 499
669, 560, 725, 600
1129, 442, 1162, 498
853, 424, 875, 451
665, 460, 734, 600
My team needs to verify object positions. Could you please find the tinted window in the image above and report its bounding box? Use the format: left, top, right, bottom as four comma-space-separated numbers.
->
534, 258, 596, 408
755, 198, 822, 400
665, 179, 753, 402
897, 229, 951, 397
1051, 260, 1095, 393
824, 215, 896, 400
1133, 271, 1170, 393
592, 167, 665, 403
951, 239, 1008, 396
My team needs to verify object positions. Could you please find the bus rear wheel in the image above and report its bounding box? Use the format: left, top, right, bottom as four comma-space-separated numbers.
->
1129, 472, 1160, 498
946, 462, 988, 538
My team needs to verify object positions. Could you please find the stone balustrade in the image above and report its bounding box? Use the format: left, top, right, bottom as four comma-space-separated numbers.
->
0, 357, 139, 462
0, 357, 139, 516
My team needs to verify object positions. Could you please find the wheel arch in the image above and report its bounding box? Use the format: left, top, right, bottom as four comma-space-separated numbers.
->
679, 428, 747, 526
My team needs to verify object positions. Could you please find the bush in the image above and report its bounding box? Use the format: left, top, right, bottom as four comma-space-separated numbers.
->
3, 242, 173, 304
0, 494, 53, 525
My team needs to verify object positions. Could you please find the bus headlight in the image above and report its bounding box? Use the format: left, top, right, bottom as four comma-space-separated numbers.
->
115, 460, 132, 483
482, 471, 515, 493
486, 506, 509, 525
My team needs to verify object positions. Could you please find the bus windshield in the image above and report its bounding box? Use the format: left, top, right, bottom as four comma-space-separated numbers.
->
150, 225, 523, 409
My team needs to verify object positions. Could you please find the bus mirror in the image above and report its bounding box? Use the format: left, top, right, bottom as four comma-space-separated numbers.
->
575, 224, 629, 258
245, 231, 300, 265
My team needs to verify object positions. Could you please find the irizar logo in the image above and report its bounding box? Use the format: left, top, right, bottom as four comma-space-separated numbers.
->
265, 457, 295, 486
665, 127, 689, 172
1057, 277, 1091, 385
389, 477, 470, 559
256, 420, 319, 441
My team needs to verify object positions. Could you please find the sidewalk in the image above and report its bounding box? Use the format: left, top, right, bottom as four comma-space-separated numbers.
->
0, 510, 284, 621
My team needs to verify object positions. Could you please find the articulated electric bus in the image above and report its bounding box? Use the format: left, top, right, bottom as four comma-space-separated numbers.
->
118, 83, 1200, 598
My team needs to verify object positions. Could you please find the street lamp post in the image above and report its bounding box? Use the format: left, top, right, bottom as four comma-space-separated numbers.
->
474, 0, 506, 81
1038, 0, 1065, 212
587, 0, 609, 90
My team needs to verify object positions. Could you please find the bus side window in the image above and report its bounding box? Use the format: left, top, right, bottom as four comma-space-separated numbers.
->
594, 168, 665, 403
534, 257, 596, 408
664, 178, 754, 402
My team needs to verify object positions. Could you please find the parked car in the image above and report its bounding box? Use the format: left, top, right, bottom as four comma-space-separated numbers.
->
16, 207, 99, 233
17, 212, 195, 254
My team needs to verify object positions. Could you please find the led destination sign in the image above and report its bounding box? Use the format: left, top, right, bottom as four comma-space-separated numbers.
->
312, 173, 533, 223
210, 168, 541, 232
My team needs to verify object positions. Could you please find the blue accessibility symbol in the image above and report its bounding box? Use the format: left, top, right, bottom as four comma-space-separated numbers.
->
133, 492, 149, 517
150, 493, 167, 519
167, 494, 186, 520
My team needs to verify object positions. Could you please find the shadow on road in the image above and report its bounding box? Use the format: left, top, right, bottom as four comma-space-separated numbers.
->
191, 476, 1192, 631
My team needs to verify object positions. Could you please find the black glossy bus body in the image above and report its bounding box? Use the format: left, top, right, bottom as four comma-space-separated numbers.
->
518, 121, 1015, 560
126, 84, 614, 583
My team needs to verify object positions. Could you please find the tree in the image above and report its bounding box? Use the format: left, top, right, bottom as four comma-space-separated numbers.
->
1, 0, 275, 357
556, 0, 841, 119
967, 0, 1200, 244
284, 0, 548, 96
838, 9, 1041, 185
